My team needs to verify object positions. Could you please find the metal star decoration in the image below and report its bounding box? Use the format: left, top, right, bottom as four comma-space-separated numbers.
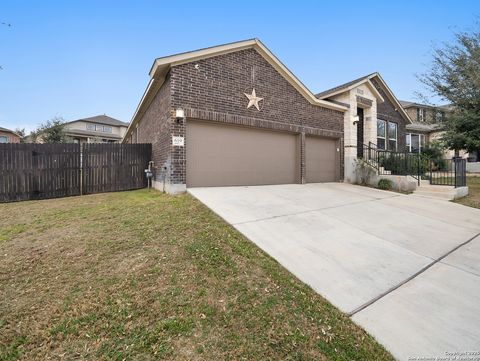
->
244, 88, 263, 111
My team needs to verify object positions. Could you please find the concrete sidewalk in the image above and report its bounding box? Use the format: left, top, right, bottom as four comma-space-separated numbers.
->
189, 183, 480, 360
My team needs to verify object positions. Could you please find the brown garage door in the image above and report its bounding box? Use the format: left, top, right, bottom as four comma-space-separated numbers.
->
305, 136, 338, 183
187, 121, 299, 187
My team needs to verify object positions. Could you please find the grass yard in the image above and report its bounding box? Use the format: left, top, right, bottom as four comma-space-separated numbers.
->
0, 190, 393, 360
455, 175, 480, 209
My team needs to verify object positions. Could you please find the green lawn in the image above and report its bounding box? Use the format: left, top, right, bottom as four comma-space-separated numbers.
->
0, 190, 393, 360
455, 176, 480, 209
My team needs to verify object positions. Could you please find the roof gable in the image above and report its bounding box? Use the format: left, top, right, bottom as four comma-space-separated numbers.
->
317, 73, 412, 124
126, 39, 348, 141
69, 115, 128, 127
315, 73, 384, 102
149, 39, 347, 112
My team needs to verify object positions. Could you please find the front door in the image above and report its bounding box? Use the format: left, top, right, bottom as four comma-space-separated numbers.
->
356, 108, 364, 158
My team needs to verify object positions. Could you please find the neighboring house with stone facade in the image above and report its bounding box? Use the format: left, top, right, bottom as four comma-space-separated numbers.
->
0, 127, 21, 143
399, 101, 474, 162
400, 101, 450, 154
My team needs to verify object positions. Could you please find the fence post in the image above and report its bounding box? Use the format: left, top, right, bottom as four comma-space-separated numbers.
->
417, 155, 420, 186
454, 157, 457, 188
429, 159, 432, 185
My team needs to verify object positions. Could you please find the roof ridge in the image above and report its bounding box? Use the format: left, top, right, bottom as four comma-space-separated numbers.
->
315, 73, 377, 99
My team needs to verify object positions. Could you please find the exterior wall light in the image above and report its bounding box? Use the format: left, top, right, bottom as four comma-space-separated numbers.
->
353, 115, 359, 125
175, 108, 185, 123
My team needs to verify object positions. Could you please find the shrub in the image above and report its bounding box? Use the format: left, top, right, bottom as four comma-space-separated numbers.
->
378, 178, 393, 190
355, 159, 376, 185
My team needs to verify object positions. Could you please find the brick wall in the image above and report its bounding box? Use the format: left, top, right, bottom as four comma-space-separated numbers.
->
169, 48, 344, 184
0, 131, 20, 143
135, 74, 172, 182
135, 47, 345, 187
372, 78, 408, 151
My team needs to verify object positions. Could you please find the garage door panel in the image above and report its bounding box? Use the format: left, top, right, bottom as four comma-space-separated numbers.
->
306, 136, 337, 183
187, 121, 298, 187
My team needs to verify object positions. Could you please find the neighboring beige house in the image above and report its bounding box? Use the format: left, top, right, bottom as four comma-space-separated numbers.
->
399, 101, 472, 160
64, 115, 128, 144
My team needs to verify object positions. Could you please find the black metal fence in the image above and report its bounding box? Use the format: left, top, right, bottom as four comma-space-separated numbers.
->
0, 143, 152, 203
429, 157, 467, 187
361, 143, 467, 188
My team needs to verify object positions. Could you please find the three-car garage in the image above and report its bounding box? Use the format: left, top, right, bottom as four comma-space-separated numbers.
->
186, 120, 340, 188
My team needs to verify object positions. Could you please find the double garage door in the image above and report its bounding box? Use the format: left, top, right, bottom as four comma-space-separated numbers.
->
186, 121, 338, 187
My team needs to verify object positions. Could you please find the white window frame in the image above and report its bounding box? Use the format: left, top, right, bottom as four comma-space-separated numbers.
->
388, 122, 398, 151
103, 126, 112, 133
0, 135, 8, 143
434, 110, 443, 123
86, 123, 95, 131
406, 133, 425, 153
417, 108, 425, 122
377, 119, 387, 150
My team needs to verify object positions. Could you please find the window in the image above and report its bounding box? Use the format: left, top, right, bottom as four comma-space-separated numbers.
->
435, 110, 444, 123
388, 122, 398, 151
103, 126, 112, 133
0, 136, 8, 143
417, 108, 425, 122
377, 119, 386, 150
95, 124, 104, 131
86, 123, 95, 131
406, 133, 425, 153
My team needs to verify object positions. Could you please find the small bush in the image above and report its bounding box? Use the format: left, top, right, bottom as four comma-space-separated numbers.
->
378, 178, 393, 190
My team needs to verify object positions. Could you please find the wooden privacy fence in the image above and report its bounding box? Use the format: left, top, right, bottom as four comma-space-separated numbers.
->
82, 143, 151, 195
0, 144, 81, 202
0, 143, 152, 203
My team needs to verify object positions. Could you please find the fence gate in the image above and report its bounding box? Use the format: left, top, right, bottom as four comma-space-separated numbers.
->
82, 143, 152, 195
0, 143, 81, 202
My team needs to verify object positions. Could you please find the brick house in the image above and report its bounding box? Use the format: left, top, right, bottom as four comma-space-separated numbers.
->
0, 127, 21, 143
124, 39, 348, 193
124, 39, 416, 193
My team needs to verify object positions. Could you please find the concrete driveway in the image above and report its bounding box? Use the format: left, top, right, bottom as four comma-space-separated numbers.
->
189, 183, 480, 361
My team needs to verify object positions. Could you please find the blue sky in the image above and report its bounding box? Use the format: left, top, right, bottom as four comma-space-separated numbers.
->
0, 0, 478, 132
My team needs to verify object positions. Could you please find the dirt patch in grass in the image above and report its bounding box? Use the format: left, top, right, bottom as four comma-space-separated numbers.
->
0, 190, 393, 360
455, 176, 480, 209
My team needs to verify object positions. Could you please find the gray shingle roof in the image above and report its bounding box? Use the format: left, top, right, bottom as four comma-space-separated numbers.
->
399, 100, 453, 110
315, 73, 375, 99
406, 122, 444, 132
0, 126, 18, 135
69, 115, 129, 127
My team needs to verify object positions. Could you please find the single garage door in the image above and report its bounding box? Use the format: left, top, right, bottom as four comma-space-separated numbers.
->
187, 121, 299, 187
305, 136, 338, 183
